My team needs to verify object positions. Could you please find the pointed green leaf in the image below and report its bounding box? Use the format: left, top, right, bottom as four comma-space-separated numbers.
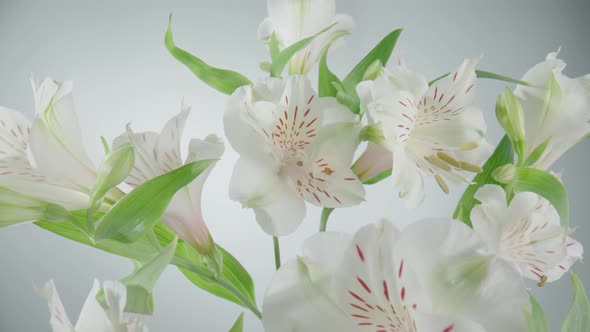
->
561, 272, 590, 332
165, 16, 251, 95
36, 217, 260, 318
318, 51, 342, 98
269, 23, 336, 77
95, 160, 215, 243
429, 70, 533, 87
510, 167, 570, 227
229, 313, 245, 332
525, 295, 550, 332
453, 136, 514, 226
97, 237, 178, 314
523, 137, 551, 167
342, 29, 402, 92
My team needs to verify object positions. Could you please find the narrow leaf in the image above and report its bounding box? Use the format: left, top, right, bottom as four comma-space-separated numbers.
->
510, 167, 570, 227
95, 160, 215, 242
453, 136, 514, 226
561, 272, 590, 332
342, 29, 402, 91
229, 313, 245, 332
165, 16, 251, 94
525, 295, 550, 332
269, 23, 336, 77
429, 70, 533, 86
523, 137, 551, 167
318, 51, 342, 98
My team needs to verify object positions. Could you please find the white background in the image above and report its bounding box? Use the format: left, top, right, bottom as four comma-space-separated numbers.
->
0, 0, 589, 331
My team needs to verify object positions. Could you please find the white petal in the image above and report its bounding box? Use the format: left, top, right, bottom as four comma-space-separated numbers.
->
35, 280, 75, 332
391, 146, 425, 208
29, 77, 96, 190
515, 53, 590, 169
262, 259, 356, 332
223, 84, 276, 160
397, 219, 529, 332
547, 237, 584, 282
303, 122, 365, 208
413, 311, 485, 332
0, 106, 30, 157
229, 157, 305, 236
103, 280, 127, 327
74, 279, 114, 332
302, 231, 352, 275
377, 64, 429, 99
0, 155, 89, 210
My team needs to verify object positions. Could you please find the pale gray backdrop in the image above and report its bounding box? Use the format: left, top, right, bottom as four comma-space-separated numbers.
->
0, 0, 588, 331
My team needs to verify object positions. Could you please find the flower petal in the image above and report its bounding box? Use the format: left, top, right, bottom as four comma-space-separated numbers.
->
74, 279, 114, 332
0, 106, 30, 157
103, 280, 127, 327
229, 157, 305, 236
36, 280, 75, 332
29, 76, 97, 190
391, 145, 425, 208
262, 259, 356, 332
547, 237, 583, 282
515, 52, 590, 169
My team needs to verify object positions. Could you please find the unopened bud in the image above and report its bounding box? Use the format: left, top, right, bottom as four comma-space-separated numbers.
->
362, 59, 383, 81
492, 164, 517, 184
496, 88, 526, 160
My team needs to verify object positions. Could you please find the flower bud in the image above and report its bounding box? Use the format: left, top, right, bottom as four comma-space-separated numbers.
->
492, 164, 517, 184
362, 59, 383, 81
88, 143, 135, 219
496, 88, 526, 161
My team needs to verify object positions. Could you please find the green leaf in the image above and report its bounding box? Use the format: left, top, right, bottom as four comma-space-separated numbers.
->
165, 16, 251, 95
268, 32, 280, 61
229, 313, 245, 332
269, 23, 336, 77
429, 70, 533, 87
95, 160, 215, 242
318, 51, 342, 98
342, 29, 402, 92
453, 136, 514, 226
97, 237, 178, 314
523, 137, 551, 167
120, 237, 177, 314
561, 272, 590, 332
36, 217, 261, 318
525, 295, 550, 332
509, 167, 570, 227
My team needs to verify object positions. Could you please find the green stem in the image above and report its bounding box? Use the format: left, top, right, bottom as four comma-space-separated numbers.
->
273, 236, 281, 270
319, 208, 335, 232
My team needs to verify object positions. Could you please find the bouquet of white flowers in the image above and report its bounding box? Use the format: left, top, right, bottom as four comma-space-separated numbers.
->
1, 1, 588, 331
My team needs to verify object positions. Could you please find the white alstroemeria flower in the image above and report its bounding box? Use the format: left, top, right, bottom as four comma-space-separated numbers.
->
263, 219, 529, 332
37, 279, 147, 332
225, 76, 365, 236
115, 107, 224, 255
258, 0, 354, 74
0, 76, 113, 215
513, 52, 590, 170
357, 59, 492, 207
471, 184, 583, 284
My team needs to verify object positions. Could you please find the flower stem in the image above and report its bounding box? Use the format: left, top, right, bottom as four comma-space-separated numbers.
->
319, 208, 335, 232
273, 236, 281, 270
